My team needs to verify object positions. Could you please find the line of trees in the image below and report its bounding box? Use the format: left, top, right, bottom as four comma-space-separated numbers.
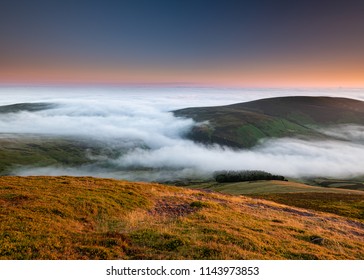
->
213, 170, 285, 183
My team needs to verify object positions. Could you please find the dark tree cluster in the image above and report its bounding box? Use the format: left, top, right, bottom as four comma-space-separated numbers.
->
213, 170, 285, 183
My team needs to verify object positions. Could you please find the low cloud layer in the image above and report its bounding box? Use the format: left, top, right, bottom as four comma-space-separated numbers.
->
113, 138, 364, 178
1, 86, 364, 180
319, 125, 364, 143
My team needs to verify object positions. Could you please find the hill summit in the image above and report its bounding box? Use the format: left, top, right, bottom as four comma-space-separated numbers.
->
174, 96, 364, 147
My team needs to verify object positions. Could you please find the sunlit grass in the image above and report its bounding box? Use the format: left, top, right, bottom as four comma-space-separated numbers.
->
1, 176, 363, 259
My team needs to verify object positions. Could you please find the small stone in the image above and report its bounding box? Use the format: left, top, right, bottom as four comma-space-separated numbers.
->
310, 236, 324, 245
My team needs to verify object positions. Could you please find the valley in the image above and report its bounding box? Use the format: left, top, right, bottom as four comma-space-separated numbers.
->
0, 95, 363, 260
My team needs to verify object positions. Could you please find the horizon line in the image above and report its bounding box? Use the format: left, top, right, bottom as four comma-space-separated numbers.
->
0, 82, 363, 91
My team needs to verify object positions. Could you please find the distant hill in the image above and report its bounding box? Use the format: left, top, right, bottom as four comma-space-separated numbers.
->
0, 176, 363, 259
174, 96, 364, 148
0, 136, 121, 175
0, 102, 56, 114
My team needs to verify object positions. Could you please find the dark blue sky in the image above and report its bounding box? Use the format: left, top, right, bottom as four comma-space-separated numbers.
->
1, 0, 364, 86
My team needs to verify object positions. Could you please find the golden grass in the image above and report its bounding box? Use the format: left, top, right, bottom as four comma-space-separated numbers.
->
0, 176, 363, 260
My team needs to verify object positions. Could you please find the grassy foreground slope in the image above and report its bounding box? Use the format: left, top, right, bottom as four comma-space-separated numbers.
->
1, 176, 363, 260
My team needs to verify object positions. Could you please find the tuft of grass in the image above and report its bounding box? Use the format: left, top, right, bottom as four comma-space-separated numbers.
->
190, 201, 210, 208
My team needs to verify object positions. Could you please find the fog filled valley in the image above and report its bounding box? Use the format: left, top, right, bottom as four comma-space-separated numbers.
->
1, 87, 364, 182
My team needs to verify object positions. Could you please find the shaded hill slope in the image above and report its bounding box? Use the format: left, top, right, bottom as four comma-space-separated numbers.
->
1, 176, 363, 260
0, 136, 125, 175
174, 96, 364, 147
0, 137, 93, 174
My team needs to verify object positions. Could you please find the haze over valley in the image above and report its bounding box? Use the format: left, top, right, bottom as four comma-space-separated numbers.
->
1, 87, 364, 182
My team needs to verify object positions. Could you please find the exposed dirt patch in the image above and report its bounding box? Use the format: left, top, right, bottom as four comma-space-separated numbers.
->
0, 193, 32, 205
149, 198, 198, 218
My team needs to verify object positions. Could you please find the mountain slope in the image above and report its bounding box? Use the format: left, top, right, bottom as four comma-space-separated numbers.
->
174, 96, 364, 148
0, 136, 124, 175
231, 96, 364, 124
1, 176, 363, 260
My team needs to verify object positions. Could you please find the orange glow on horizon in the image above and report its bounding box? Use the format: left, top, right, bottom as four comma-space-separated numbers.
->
1, 63, 363, 88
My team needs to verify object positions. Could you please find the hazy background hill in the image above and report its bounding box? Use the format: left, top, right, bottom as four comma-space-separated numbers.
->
0, 102, 55, 114
174, 96, 364, 148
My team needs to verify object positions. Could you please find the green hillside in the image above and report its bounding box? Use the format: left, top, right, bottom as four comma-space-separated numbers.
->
0, 136, 123, 175
0, 137, 90, 173
174, 96, 364, 147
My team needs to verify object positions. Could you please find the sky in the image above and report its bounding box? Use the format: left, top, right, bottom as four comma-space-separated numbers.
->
1, 0, 364, 87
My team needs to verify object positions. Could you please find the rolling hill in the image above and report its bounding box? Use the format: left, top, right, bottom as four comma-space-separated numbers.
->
0, 176, 363, 260
0, 102, 55, 114
0, 136, 125, 175
0, 102, 128, 175
174, 96, 364, 148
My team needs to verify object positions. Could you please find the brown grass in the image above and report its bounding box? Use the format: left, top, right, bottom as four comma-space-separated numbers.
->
0, 176, 363, 260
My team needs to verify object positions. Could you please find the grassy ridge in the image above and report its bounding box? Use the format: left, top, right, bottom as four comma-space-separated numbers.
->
1, 176, 363, 260
0, 136, 128, 175
0, 137, 92, 173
